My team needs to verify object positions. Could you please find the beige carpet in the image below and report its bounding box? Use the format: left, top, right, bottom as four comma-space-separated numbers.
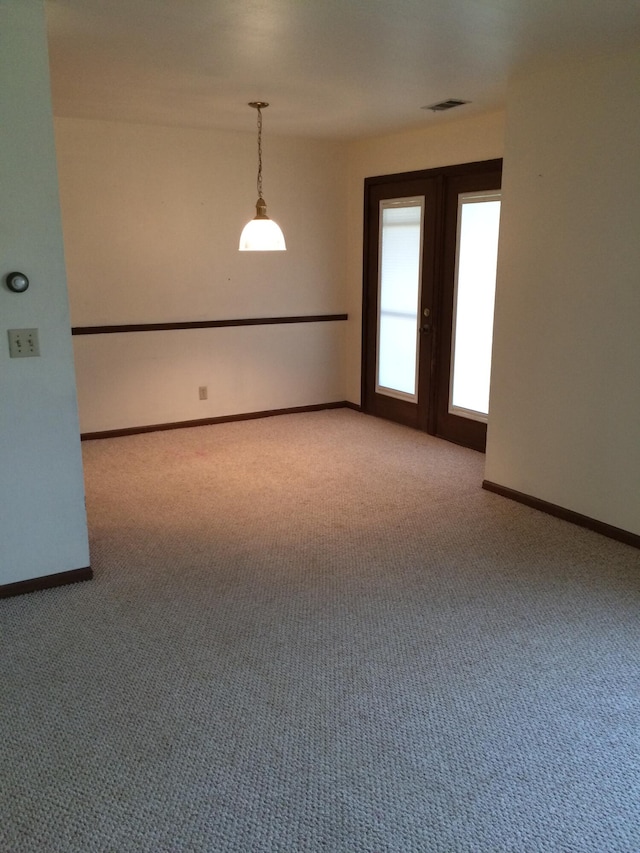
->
2, 409, 639, 852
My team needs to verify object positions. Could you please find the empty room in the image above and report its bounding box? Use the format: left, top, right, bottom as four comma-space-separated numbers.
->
2, 1, 640, 851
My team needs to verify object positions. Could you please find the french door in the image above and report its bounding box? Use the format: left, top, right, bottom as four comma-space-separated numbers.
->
362, 160, 502, 452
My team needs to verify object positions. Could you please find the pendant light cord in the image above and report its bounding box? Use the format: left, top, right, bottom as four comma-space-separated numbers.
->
256, 105, 263, 200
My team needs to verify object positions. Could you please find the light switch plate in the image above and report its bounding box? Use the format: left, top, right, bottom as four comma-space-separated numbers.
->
8, 328, 40, 358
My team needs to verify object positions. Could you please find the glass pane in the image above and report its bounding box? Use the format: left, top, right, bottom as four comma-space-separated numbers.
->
377, 200, 423, 400
450, 193, 501, 421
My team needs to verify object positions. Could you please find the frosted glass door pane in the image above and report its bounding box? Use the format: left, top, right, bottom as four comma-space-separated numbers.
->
377, 200, 423, 400
450, 192, 501, 421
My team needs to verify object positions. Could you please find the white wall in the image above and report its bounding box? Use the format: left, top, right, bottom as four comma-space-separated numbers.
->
54, 118, 348, 432
344, 111, 506, 403
72, 323, 345, 432
486, 49, 640, 535
0, 0, 89, 585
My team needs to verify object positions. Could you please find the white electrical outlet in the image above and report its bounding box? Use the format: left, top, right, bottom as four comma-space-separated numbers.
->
198, 386, 208, 400
8, 328, 40, 358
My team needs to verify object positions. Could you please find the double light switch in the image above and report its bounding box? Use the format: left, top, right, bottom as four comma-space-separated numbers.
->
8, 328, 40, 358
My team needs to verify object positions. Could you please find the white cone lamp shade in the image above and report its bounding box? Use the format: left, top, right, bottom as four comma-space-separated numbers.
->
239, 198, 286, 251
239, 102, 286, 252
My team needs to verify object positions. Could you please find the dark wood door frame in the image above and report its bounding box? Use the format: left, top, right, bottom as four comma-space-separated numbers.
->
361, 158, 503, 448
361, 175, 440, 430
434, 168, 502, 451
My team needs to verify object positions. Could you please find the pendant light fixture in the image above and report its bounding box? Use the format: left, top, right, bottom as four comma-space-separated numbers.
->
239, 102, 286, 251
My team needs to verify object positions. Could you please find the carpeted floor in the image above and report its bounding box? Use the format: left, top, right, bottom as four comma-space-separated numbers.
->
1, 409, 639, 852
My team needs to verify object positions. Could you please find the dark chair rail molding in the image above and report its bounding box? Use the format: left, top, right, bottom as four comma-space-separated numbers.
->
72, 314, 348, 335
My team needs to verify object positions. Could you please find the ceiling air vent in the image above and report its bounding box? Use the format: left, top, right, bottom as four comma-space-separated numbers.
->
422, 99, 470, 112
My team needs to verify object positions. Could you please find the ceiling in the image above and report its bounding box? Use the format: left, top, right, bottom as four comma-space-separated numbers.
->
45, 0, 640, 140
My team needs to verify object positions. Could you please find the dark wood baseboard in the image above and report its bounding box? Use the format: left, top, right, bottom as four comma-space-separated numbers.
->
0, 566, 93, 599
482, 480, 640, 550
81, 401, 361, 441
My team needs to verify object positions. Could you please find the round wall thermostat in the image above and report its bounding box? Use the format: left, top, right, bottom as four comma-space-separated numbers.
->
6, 272, 30, 293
